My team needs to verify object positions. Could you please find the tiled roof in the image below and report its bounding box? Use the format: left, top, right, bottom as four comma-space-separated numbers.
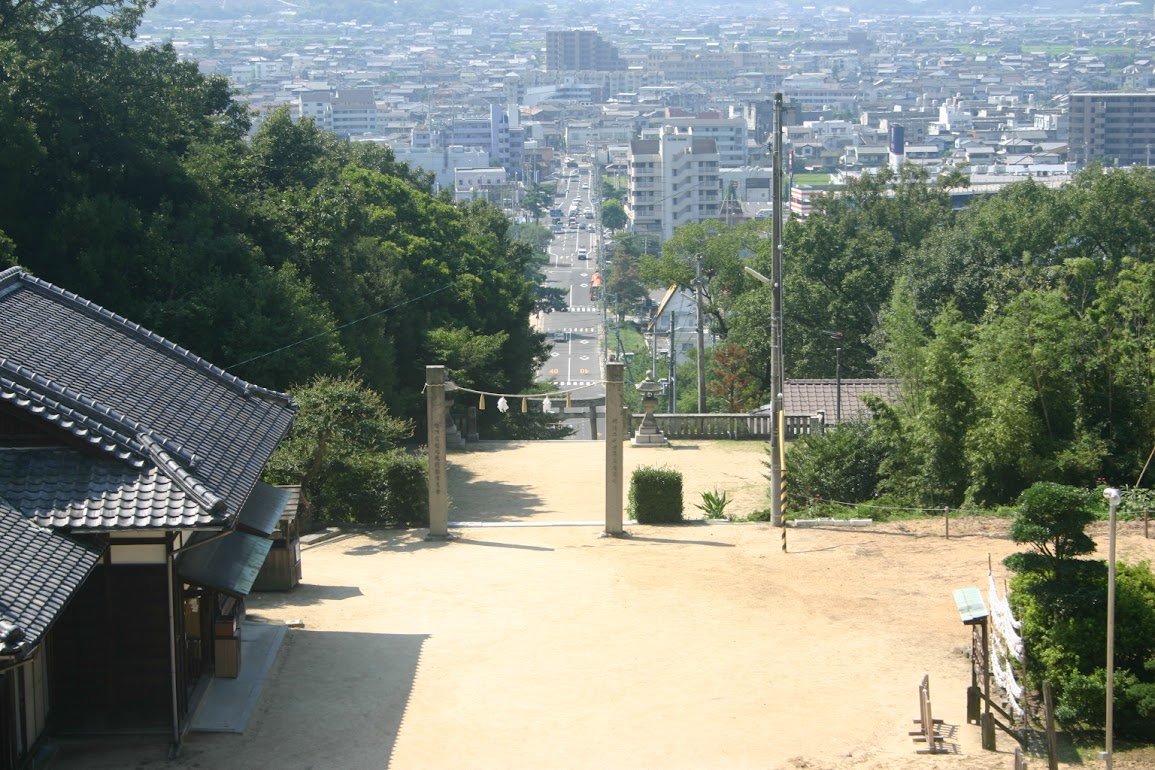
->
758, 379, 902, 424
0, 502, 102, 657
0, 448, 205, 530
0, 267, 297, 530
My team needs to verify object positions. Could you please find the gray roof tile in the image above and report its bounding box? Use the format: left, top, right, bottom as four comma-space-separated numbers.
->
757, 379, 902, 424
0, 448, 205, 529
0, 502, 102, 656
0, 267, 297, 531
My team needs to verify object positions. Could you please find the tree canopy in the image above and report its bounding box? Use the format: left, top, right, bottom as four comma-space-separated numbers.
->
646, 165, 1155, 506
0, 0, 545, 423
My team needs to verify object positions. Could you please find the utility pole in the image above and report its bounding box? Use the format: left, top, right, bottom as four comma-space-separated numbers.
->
695, 254, 707, 413
768, 93, 786, 527
823, 330, 844, 424
668, 309, 677, 413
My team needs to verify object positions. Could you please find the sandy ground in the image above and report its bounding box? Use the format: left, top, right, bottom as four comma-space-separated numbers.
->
52, 440, 1155, 770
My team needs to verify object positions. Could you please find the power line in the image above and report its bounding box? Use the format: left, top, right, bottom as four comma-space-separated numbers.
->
229, 249, 535, 370
229, 278, 459, 369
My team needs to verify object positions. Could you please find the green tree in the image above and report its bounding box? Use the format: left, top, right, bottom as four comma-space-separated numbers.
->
604, 249, 647, 321
873, 275, 928, 412
1005, 482, 1097, 579
1006, 483, 1155, 739
906, 304, 974, 507
640, 220, 774, 343
782, 166, 954, 377
784, 421, 883, 508
725, 288, 774, 399
264, 375, 415, 522
601, 198, 627, 231
521, 183, 550, 224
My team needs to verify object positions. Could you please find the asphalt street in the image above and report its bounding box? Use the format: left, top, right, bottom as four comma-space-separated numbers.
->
537, 163, 609, 438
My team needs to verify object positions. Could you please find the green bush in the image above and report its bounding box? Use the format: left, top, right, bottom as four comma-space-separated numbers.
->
314, 449, 428, 527
629, 466, 683, 524
783, 421, 882, 509
747, 507, 774, 522
1010, 553, 1155, 740
378, 450, 429, 527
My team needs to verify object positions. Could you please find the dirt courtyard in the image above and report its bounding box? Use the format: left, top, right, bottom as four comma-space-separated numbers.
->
54, 440, 1155, 770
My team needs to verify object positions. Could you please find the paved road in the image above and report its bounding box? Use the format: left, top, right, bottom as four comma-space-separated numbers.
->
537, 165, 606, 439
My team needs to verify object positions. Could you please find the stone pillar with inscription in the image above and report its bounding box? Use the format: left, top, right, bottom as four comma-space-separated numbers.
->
425, 365, 451, 539
604, 361, 626, 536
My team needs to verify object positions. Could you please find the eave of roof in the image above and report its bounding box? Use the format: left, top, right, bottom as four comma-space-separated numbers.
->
0, 447, 213, 530
0, 267, 297, 527
0, 503, 103, 657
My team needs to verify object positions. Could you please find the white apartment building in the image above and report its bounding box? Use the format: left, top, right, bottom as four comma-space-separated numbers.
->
564, 122, 635, 151
627, 138, 663, 237
230, 57, 292, 84
652, 115, 749, 167
454, 167, 510, 204
384, 144, 491, 190
626, 128, 722, 241
295, 88, 378, 138
434, 105, 525, 178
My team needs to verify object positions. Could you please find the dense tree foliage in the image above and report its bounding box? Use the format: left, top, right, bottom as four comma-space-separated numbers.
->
0, 2, 545, 423
600, 199, 627, 231
263, 376, 426, 525
1005, 484, 1155, 740
646, 165, 1155, 506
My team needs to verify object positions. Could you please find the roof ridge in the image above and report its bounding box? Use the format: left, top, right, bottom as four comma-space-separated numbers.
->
0, 359, 217, 476
3, 267, 295, 409
138, 433, 227, 519
0, 363, 144, 466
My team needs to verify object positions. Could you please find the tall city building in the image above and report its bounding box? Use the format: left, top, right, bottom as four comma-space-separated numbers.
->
1068, 92, 1155, 167
627, 128, 721, 240
546, 30, 627, 72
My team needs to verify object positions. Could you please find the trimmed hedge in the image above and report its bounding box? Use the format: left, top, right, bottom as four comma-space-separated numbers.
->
628, 466, 683, 524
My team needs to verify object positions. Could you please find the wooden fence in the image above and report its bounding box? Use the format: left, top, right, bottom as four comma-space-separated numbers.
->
910, 674, 946, 754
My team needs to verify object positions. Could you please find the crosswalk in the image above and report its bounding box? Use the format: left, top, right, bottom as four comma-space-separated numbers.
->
550, 326, 597, 334
563, 306, 600, 314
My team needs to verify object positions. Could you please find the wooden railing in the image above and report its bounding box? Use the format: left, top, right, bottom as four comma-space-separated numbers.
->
629, 413, 824, 440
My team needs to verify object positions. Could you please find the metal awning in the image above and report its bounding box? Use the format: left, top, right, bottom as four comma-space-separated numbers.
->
175, 531, 272, 598
646, 284, 680, 331
235, 482, 291, 537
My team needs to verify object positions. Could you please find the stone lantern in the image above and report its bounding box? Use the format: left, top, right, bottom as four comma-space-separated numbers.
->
632, 370, 669, 447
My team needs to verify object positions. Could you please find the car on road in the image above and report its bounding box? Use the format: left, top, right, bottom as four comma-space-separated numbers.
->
551, 331, 568, 343
577, 248, 588, 259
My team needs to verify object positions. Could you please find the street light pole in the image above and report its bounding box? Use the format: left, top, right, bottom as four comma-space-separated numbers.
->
835, 345, 842, 424
1103, 486, 1121, 770
669, 309, 677, 414
741, 93, 787, 527
823, 330, 844, 424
